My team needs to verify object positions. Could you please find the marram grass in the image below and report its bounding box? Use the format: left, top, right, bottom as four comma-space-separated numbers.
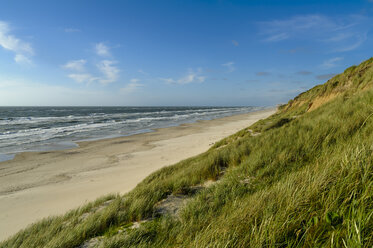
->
2, 58, 373, 247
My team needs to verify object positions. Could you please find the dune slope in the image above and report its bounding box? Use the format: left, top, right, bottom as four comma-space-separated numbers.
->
2, 58, 373, 247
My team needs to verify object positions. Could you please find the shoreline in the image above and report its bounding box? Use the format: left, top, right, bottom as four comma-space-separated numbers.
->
0, 107, 266, 163
0, 108, 275, 241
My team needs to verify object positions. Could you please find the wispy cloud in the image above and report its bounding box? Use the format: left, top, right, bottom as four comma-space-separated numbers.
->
95, 42, 110, 57
63, 58, 119, 85
161, 68, 205, 85
97, 60, 120, 84
325, 32, 352, 42
265, 33, 289, 42
260, 15, 332, 42
222, 61, 235, 72
177, 70, 205, 84
65, 28, 80, 33
14, 54, 32, 65
232, 40, 239, 46
160, 78, 175, 84
138, 69, 148, 75
130, 78, 140, 83
63, 59, 86, 71
120, 81, 144, 94
67, 73, 97, 84
334, 33, 367, 52
63, 59, 97, 84
0, 21, 33, 64
259, 14, 371, 52
321, 57, 343, 69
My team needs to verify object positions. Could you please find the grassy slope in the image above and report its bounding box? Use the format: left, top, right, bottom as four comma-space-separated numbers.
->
2, 58, 373, 248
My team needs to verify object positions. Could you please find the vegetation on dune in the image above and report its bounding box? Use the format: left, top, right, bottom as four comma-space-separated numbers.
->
2, 58, 373, 247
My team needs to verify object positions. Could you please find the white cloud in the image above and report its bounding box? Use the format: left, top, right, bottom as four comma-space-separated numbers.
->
120, 82, 144, 94
0, 21, 33, 64
63, 57, 119, 85
161, 68, 205, 85
95, 42, 110, 57
97, 60, 120, 84
222, 61, 235, 72
14, 54, 32, 65
321, 57, 343, 69
63, 59, 86, 71
178, 73, 205, 84
68, 73, 97, 84
63, 43, 120, 85
63, 59, 96, 84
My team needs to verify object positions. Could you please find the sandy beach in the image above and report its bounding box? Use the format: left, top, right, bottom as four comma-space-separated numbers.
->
0, 108, 275, 241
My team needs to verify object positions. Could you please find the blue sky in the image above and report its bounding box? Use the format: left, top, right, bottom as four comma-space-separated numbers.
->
0, 0, 372, 106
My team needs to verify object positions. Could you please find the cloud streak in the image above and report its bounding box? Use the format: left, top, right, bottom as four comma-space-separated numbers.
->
259, 14, 371, 52
321, 57, 343, 69
222, 61, 235, 73
334, 33, 367, 52
120, 81, 144, 94
161, 68, 205, 85
68, 73, 97, 84
63, 59, 86, 71
260, 15, 333, 41
14, 54, 32, 65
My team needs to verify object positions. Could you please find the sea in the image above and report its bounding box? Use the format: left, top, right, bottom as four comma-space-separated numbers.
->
0, 106, 262, 162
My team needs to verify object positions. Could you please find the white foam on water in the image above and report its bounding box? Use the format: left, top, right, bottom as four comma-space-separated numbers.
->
0, 106, 262, 160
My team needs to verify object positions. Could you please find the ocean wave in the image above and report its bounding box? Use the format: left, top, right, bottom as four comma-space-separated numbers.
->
0, 106, 258, 154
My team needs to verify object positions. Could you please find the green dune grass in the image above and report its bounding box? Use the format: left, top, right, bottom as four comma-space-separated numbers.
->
2, 58, 373, 248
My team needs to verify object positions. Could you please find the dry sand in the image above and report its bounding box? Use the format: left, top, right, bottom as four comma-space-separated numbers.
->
0, 108, 275, 241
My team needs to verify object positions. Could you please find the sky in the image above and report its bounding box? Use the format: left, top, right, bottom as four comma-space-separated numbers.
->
0, 0, 373, 106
